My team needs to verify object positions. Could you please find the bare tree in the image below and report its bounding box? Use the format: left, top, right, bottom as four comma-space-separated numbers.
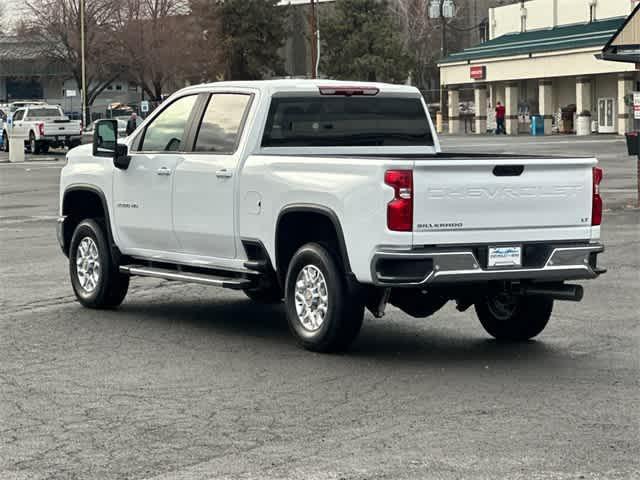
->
23, 0, 123, 110
114, 0, 206, 101
391, 0, 472, 95
391, 0, 440, 91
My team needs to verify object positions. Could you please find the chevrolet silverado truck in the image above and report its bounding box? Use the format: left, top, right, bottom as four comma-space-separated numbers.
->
3, 104, 82, 154
57, 80, 605, 352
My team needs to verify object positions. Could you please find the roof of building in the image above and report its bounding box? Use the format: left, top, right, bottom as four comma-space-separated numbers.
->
601, 4, 640, 64
0, 36, 49, 62
440, 16, 626, 64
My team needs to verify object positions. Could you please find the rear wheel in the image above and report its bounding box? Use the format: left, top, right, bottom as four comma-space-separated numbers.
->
69, 219, 129, 308
29, 132, 39, 154
475, 292, 553, 341
284, 243, 364, 352
2, 131, 8, 152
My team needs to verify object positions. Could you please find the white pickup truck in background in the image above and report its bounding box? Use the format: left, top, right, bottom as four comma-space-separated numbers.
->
2, 104, 82, 154
57, 79, 605, 352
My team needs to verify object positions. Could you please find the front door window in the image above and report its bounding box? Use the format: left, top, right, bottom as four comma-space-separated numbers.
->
139, 95, 197, 152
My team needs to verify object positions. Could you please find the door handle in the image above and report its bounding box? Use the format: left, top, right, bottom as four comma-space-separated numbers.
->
215, 168, 233, 178
156, 167, 171, 176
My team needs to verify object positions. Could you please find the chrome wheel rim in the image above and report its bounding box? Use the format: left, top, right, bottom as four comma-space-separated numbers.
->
294, 265, 329, 331
30, 137, 35, 152
76, 237, 101, 293
486, 293, 518, 321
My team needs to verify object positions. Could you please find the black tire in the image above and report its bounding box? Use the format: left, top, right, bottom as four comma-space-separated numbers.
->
29, 132, 39, 154
69, 219, 129, 309
2, 131, 8, 152
284, 243, 364, 352
243, 284, 282, 303
475, 293, 553, 341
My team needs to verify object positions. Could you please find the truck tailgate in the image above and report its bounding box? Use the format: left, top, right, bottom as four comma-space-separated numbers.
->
411, 157, 596, 245
44, 120, 81, 136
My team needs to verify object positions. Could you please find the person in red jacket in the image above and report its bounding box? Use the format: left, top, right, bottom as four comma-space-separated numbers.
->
495, 101, 506, 135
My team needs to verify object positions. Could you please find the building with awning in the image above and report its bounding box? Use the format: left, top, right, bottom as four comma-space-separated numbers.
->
439, 0, 640, 136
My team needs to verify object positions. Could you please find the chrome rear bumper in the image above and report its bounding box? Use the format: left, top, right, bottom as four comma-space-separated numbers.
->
372, 243, 605, 286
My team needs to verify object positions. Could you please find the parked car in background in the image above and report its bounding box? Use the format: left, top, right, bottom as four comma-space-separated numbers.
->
2, 104, 82, 154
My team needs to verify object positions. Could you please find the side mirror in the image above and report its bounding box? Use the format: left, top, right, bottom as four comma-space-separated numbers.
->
93, 119, 117, 157
93, 119, 131, 170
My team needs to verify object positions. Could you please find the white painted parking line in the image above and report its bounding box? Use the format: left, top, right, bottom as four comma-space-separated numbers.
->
0, 215, 59, 225
0, 161, 64, 167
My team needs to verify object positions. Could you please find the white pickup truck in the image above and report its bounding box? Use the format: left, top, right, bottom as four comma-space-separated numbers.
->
3, 104, 82, 154
57, 80, 605, 352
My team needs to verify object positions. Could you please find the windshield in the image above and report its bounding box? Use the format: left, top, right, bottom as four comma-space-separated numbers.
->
28, 107, 62, 118
261, 96, 433, 147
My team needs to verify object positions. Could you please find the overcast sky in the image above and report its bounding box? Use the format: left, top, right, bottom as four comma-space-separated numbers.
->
1, 0, 29, 26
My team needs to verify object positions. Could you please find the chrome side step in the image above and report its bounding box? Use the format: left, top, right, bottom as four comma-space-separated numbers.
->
119, 265, 251, 290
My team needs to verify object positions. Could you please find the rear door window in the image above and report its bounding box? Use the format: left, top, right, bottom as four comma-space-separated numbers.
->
262, 96, 433, 147
193, 94, 251, 153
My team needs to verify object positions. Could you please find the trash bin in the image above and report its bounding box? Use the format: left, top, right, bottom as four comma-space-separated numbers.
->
8, 133, 25, 163
625, 131, 639, 156
576, 114, 592, 136
530, 115, 544, 136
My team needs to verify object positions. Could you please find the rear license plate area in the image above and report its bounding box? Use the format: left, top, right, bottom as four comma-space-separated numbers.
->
488, 246, 522, 268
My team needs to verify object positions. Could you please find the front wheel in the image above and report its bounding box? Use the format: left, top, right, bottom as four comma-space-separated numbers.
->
284, 243, 364, 352
69, 219, 129, 308
475, 293, 553, 341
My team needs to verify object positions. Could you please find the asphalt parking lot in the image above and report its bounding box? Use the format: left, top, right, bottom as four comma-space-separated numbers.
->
1, 136, 638, 479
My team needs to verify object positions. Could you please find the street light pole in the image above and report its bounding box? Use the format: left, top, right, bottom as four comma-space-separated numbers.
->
80, 0, 87, 127
310, 0, 319, 79
440, 0, 447, 59
438, 0, 448, 117
429, 0, 455, 132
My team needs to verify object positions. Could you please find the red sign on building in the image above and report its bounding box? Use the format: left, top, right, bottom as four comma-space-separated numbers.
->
470, 66, 486, 80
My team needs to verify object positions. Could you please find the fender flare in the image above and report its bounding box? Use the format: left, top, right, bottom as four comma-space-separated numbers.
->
62, 184, 120, 260
275, 203, 352, 275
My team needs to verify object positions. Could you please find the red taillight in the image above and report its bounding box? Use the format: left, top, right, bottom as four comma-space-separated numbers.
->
38, 122, 45, 136
592, 166, 603, 226
385, 170, 413, 231
318, 86, 379, 96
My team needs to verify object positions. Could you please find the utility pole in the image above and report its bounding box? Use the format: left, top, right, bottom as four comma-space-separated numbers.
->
309, 0, 319, 79
80, 0, 87, 127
